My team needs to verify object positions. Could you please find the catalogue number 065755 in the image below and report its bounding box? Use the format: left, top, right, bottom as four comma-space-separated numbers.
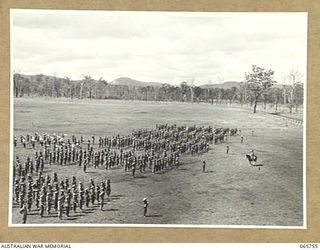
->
300, 244, 318, 249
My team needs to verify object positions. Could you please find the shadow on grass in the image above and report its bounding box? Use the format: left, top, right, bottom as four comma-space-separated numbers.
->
104, 208, 118, 212
251, 163, 263, 167
109, 166, 123, 170
63, 217, 78, 221
84, 207, 95, 211
71, 213, 85, 217
82, 211, 94, 214
28, 211, 41, 215
111, 194, 126, 198
110, 197, 121, 201
146, 214, 163, 218
177, 168, 188, 170
82, 210, 94, 214
134, 176, 147, 179
92, 204, 101, 208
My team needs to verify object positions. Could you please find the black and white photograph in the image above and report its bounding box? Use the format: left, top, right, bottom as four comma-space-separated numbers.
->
10, 10, 307, 227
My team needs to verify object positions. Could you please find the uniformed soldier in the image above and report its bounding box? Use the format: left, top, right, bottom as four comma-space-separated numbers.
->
89, 178, 95, 189
72, 193, 78, 212
83, 159, 87, 173
53, 191, 59, 211
49, 151, 53, 165
53, 172, 58, 183
79, 191, 84, 211
106, 179, 111, 197
22, 137, 26, 148
39, 194, 45, 218
202, 160, 206, 173
85, 189, 90, 207
132, 164, 136, 177
20, 203, 28, 224
95, 185, 100, 202
92, 135, 95, 145
31, 138, 35, 149
26, 193, 32, 211
40, 157, 44, 172
30, 161, 34, 174
65, 178, 69, 190
65, 195, 71, 217
72, 147, 76, 163
101, 181, 106, 192
98, 137, 102, 148
57, 197, 63, 220
35, 190, 40, 209
70, 177, 76, 188
143, 197, 148, 217
60, 190, 66, 204
99, 190, 105, 211
90, 188, 96, 205
46, 194, 52, 215
14, 179, 20, 203
53, 150, 56, 164
18, 192, 25, 209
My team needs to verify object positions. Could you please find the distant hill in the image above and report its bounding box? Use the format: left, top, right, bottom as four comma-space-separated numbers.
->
110, 77, 163, 87
13, 73, 299, 105
15, 74, 287, 90
200, 81, 241, 89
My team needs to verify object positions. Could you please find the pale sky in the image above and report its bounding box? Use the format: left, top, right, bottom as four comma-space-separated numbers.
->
11, 10, 307, 85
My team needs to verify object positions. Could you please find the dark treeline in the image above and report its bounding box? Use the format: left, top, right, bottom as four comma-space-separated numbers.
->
13, 72, 304, 113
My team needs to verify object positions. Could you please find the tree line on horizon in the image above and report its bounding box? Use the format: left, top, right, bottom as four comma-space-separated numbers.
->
13, 66, 304, 114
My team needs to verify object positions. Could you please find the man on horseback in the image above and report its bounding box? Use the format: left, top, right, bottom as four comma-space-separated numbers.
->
246, 150, 262, 170
246, 150, 258, 164
249, 150, 257, 162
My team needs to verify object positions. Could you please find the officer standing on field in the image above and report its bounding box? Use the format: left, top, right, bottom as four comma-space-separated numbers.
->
143, 197, 148, 217
202, 160, 206, 173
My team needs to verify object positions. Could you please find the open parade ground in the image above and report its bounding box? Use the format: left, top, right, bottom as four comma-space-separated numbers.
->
11, 98, 304, 226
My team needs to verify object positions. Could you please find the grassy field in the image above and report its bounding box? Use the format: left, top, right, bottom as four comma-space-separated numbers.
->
12, 98, 304, 226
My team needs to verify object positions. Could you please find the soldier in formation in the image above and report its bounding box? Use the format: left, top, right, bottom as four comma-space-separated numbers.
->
13, 124, 240, 223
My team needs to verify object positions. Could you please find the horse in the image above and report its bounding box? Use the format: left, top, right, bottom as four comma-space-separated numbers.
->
246, 154, 263, 170
246, 154, 257, 162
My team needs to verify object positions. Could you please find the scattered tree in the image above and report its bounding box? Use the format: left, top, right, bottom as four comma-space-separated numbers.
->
285, 70, 303, 114
245, 65, 276, 113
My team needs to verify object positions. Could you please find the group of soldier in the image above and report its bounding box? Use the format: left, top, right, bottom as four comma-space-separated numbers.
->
16, 171, 111, 223
14, 124, 239, 223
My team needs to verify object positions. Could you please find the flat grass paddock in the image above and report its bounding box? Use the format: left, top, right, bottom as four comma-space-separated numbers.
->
12, 98, 304, 226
